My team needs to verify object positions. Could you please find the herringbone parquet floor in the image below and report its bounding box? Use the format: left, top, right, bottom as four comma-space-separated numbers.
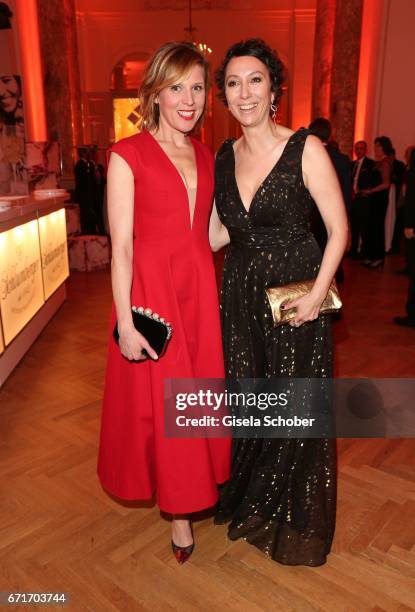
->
1, 256, 414, 612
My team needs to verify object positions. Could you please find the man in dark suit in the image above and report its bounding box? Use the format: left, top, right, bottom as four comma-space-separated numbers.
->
74, 146, 98, 234
309, 119, 351, 201
390, 148, 407, 254
308, 118, 351, 281
350, 140, 375, 258
326, 139, 352, 211
394, 149, 415, 328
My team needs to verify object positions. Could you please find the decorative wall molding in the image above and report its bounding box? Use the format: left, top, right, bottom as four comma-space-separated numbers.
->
75, 7, 315, 21
75, 9, 300, 28
144, 0, 232, 8
294, 8, 316, 23
75, 0, 314, 10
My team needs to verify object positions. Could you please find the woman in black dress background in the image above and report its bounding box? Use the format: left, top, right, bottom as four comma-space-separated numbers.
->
209, 39, 348, 566
361, 136, 392, 268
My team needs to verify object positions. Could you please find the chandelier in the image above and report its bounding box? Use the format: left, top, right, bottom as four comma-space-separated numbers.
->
184, 0, 212, 55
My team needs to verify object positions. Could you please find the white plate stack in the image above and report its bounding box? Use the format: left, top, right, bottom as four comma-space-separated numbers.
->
33, 189, 69, 199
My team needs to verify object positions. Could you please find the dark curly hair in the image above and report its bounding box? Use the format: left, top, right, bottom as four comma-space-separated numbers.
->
374, 136, 394, 157
215, 38, 285, 106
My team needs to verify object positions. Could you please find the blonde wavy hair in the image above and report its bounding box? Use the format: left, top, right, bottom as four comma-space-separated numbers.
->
138, 42, 210, 132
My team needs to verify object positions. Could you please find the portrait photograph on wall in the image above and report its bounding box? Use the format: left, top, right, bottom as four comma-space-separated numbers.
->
0, 73, 26, 195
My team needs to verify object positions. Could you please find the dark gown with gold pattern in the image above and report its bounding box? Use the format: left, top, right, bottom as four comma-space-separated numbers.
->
214, 128, 337, 566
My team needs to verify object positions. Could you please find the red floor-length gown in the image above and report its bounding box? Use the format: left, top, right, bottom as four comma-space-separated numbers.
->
97, 130, 231, 514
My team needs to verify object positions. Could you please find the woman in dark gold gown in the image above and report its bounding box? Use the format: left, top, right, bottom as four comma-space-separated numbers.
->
209, 39, 348, 566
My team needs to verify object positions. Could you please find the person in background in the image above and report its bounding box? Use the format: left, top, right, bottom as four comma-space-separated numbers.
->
390, 148, 408, 254
91, 145, 106, 234
308, 117, 350, 282
308, 119, 351, 215
390, 148, 406, 201
74, 147, 98, 234
396, 145, 415, 275
394, 148, 415, 328
349, 140, 375, 259
361, 136, 392, 268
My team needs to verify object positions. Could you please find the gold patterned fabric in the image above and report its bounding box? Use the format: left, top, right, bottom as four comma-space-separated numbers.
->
214, 128, 337, 567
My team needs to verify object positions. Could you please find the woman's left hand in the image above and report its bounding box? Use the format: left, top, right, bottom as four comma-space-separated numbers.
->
282, 292, 324, 327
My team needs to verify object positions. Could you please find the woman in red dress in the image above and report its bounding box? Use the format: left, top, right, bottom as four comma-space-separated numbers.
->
97, 42, 230, 563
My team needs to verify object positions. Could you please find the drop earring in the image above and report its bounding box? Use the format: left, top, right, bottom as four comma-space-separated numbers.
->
271, 101, 278, 122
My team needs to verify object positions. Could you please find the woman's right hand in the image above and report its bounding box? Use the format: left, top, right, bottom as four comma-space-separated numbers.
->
118, 325, 158, 361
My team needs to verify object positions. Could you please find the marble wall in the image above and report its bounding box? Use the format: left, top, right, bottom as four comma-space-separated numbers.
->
330, 0, 364, 156
311, 0, 335, 120
312, 0, 363, 156
37, 0, 83, 181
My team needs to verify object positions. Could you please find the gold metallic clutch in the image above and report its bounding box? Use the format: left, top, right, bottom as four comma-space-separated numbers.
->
265, 279, 342, 326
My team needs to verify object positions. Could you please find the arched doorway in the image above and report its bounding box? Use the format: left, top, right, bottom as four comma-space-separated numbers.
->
110, 52, 149, 142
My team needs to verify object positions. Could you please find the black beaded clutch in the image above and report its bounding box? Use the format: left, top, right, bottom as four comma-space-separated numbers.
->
113, 306, 173, 358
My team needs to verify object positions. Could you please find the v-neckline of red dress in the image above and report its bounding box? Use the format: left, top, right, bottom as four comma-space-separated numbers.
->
145, 130, 199, 231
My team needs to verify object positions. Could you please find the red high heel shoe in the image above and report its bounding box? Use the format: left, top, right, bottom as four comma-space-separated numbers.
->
171, 540, 194, 564
171, 522, 194, 564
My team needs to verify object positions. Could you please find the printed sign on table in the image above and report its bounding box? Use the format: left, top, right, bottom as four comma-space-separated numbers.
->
38, 209, 69, 299
0, 219, 44, 345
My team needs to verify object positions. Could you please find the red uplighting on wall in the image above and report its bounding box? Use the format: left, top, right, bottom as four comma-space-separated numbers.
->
14, 0, 47, 141
354, 0, 383, 146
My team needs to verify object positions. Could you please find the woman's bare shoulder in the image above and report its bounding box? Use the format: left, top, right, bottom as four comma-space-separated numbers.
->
303, 132, 326, 155
276, 124, 295, 140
